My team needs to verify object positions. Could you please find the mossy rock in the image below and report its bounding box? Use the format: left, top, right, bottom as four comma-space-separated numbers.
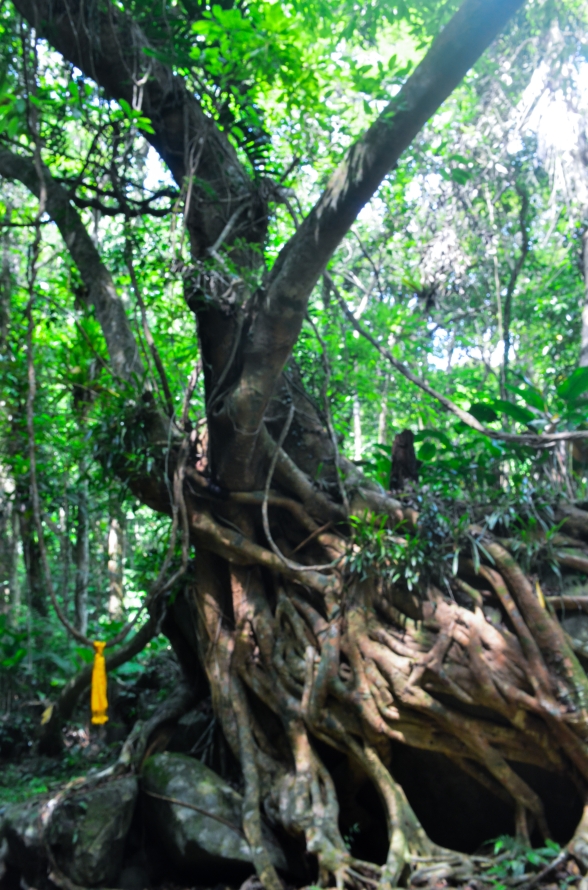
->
1, 796, 49, 888
142, 752, 286, 877
45, 776, 138, 886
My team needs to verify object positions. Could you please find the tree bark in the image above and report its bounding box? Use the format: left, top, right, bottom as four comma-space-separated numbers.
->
107, 515, 124, 620
9, 503, 21, 620
580, 228, 588, 368
74, 475, 89, 635
19, 504, 46, 616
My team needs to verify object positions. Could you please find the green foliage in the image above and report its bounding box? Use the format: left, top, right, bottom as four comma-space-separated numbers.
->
0, 0, 587, 762
485, 836, 563, 889
347, 513, 428, 591
343, 821, 361, 852
0, 617, 27, 671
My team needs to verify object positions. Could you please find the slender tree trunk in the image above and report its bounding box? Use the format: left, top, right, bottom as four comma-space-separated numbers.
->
59, 499, 70, 608
353, 394, 363, 461
377, 376, 388, 445
570, 228, 588, 470
107, 514, 124, 620
19, 505, 46, 616
580, 228, 588, 368
9, 504, 20, 621
74, 476, 89, 635
0, 229, 10, 351
0, 484, 10, 610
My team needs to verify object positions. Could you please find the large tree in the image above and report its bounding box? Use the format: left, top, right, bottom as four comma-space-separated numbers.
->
3, 0, 588, 887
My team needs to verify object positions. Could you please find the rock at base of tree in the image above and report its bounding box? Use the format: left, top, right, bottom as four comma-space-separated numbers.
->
1, 796, 49, 889
1, 776, 138, 889
142, 752, 287, 878
45, 776, 138, 886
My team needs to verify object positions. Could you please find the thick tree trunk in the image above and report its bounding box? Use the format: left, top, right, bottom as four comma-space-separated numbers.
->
155, 457, 588, 887
12, 4, 581, 887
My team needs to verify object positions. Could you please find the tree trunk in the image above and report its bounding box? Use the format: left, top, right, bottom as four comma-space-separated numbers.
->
156, 457, 588, 886
580, 228, 588, 368
353, 393, 363, 462
0, 487, 12, 610
9, 503, 20, 621
74, 477, 89, 635
11, 3, 581, 887
107, 514, 124, 620
377, 375, 389, 445
19, 503, 46, 616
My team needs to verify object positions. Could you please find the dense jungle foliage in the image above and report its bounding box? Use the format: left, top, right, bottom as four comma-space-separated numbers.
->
2, 0, 588, 888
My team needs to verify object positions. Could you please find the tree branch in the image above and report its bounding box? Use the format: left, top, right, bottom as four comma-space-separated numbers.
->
214, 0, 527, 486
12, 0, 265, 256
333, 280, 588, 446
0, 147, 144, 381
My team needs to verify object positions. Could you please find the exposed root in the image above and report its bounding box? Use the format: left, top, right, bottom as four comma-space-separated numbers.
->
173, 493, 588, 888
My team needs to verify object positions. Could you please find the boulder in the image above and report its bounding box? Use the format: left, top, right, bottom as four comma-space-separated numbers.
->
142, 752, 286, 877
1, 796, 50, 888
45, 776, 138, 886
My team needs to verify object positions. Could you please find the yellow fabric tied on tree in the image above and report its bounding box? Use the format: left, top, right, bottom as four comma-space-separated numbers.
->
91, 641, 108, 725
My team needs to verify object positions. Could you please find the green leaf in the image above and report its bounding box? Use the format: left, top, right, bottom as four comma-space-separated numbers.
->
469, 403, 498, 423
2, 647, 26, 669
505, 383, 544, 412
492, 399, 535, 425
137, 116, 155, 134
450, 167, 471, 184
414, 429, 452, 447
557, 368, 588, 402
119, 97, 133, 118
75, 646, 93, 664
418, 441, 436, 461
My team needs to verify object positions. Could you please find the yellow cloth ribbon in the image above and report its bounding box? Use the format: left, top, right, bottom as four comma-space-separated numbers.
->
535, 580, 546, 609
91, 641, 109, 725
